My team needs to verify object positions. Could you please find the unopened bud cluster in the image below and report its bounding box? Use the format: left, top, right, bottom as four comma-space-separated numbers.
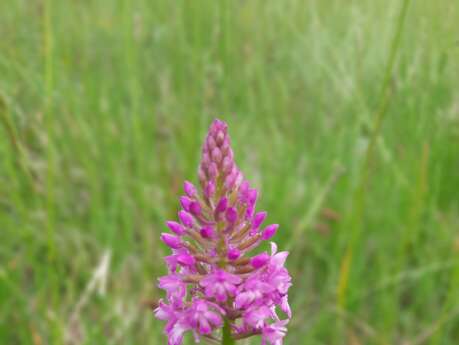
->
155, 120, 291, 345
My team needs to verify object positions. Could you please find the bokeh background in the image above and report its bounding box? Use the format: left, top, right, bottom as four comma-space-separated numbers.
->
1, 0, 459, 344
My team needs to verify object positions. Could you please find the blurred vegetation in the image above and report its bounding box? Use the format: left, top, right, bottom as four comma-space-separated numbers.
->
1, 0, 459, 344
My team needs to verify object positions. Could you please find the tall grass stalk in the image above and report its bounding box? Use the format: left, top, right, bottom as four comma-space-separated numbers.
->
337, 0, 412, 308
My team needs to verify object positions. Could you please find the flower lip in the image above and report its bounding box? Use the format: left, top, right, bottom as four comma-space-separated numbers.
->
243, 305, 272, 329
261, 320, 289, 344
200, 269, 242, 302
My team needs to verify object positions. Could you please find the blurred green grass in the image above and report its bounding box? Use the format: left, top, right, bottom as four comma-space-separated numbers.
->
1, 0, 459, 344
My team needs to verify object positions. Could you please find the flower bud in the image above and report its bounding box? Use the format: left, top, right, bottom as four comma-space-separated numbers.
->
211, 147, 222, 163
226, 148, 234, 161
246, 205, 255, 219
208, 163, 218, 180
198, 167, 206, 184
262, 224, 279, 240
180, 196, 192, 212
235, 172, 244, 187
224, 173, 236, 190
200, 226, 215, 239
252, 211, 267, 229
221, 138, 230, 153
202, 153, 211, 166
216, 131, 225, 145
178, 210, 194, 228
222, 156, 233, 174
248, 189, 258, 205
250, 252, 270, 268
225, 207, 238, 223
189, 201, 201, 216
239, 180, 250, 198
166, 221, 186, 236
204, 181, 215, 198
177, 253, 195, 266
184, 181, 197, 198
207, 136, 216, 150
227, 248, 241, 261
215, 197, 228, 213
161, 233, 182, 249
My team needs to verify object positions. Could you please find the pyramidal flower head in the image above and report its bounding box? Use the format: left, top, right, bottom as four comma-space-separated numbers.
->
155, 119, 292, 345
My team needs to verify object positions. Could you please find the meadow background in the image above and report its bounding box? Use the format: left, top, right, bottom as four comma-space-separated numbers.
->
1, 0, 459, 344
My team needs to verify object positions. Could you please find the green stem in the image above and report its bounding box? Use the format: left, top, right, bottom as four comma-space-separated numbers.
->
337, 0, 412, 309
222, 319, 235, 345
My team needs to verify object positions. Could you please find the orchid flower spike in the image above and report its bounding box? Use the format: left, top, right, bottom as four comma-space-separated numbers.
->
155, 119, 292, 345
